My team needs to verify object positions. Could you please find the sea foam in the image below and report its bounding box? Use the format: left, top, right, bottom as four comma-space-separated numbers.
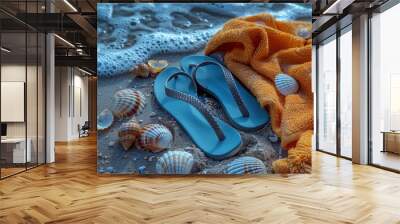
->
97, 3, 311, 77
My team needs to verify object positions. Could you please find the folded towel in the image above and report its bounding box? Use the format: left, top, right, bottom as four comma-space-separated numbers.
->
205, 13, 313, 173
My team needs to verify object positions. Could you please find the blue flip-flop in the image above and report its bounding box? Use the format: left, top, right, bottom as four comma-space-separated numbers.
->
180, 55, 270, 131
154, 67, 242, 160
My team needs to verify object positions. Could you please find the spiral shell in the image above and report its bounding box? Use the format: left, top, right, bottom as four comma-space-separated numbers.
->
156, 151, 194, 174
137, 124, 173, 152
148, 59, 168, 75
224, 156, 267, 175
274, 73, 299, 96
111, 88, 145, 119
97, 109, 114, 130
133, 63, 150, 78
118, 118, 141, 150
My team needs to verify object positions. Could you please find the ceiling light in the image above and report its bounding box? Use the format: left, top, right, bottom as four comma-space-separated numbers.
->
63, 0, 78, 12
54, 34, 75, 48
1, 47, 11, 53
78, 67, 93, 76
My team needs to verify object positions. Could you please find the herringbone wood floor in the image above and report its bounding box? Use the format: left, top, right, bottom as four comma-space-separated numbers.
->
1, 135, 400, 224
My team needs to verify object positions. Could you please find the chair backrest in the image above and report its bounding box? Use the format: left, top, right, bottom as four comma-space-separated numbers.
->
82, 121, 90, 129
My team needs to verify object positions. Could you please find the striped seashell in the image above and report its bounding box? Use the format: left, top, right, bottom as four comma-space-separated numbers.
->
111, 88, 145, 119
274, 73, 299, 96
118, 118, 141, 150
137, 124, 173, 152
156, 151, 194, 174
97, 109, 114, 130
224, 156, 267, 175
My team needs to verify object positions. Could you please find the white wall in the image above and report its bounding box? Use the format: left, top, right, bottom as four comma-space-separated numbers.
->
1, 63, 46, 164
1, 64, 38, 138
54, 67, 89, 141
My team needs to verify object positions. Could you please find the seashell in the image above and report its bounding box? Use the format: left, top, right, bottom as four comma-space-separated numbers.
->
297, 27, 311, 39
132, 63, 150, 78
224, 156, 267, 175
137, 124, 173, 152
268, 133, 279, 143
274, 73, 299, 96
118, 118, 141, 150
97, 109, 114, 130
111, 88, 145, 118
147, 59, 168, 75
156, 151, 194, 174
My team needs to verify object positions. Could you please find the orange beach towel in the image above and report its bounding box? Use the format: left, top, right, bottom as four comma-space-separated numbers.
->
205, 13, 313, 173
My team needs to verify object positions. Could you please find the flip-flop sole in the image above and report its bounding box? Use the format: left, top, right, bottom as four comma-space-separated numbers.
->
154, 67, 242, 160
180, 55, 270, 131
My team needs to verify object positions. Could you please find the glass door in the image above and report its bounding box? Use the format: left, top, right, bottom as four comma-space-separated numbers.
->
0, 1, 47, 179
1, 31, 28, 178
317, 35, 337, 155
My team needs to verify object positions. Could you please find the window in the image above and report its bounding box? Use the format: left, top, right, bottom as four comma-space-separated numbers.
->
339, 27, 352, 158
317, 36, 337, 154
370, 3, 400, 171
0, 1, 46, 179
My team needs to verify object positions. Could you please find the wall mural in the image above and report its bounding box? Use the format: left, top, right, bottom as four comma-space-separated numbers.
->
97, 3, 313, 175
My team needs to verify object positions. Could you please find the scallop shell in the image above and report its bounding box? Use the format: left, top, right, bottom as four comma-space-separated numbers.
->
118, 118, 141, 150
224, 156, 267, 175
97, 109, 114, 130
156, 151, 194, 174
137, 124, 173, 152
111, 88, 145, 119
147, 59, 168, 75
274, 73, 299, 96
132, 63, 150, 78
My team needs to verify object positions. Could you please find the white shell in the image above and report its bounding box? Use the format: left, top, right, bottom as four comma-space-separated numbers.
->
224, 156, 267, 175
97, 109, 114, 130
274, 73, 299, 96
118, 118, 141, 150
111, 88, 145, 118
156, 151, 194, 174
137, 124, 173, 152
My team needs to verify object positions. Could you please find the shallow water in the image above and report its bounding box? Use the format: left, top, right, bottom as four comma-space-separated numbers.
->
97, 3, 311, 175
97, 3, 311, 77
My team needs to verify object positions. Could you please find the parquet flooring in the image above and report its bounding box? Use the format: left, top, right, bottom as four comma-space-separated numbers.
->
1, 135, 400, 224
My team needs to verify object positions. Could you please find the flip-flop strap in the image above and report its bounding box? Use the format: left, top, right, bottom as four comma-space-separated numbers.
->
165, 71, 225, 141
190, 61, 250, 118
